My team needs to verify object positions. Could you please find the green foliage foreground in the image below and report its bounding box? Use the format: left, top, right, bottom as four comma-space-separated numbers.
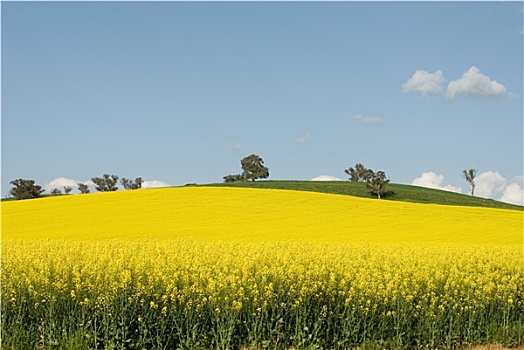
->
2, 241, 523, 350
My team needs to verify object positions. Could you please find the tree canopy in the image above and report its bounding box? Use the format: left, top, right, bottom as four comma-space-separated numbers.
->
241, 154, 269, 182
121, 177, 142, 190
9, 179, 44, 200
344, 164, 390, 199
345, 163, 373, 182
223, 174, 245, 183
366, 170, 390, 199
91, 174, 119, 192
77, 183, 90, 194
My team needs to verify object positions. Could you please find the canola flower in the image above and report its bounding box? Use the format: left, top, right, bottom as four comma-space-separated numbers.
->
2, 187, 523, 349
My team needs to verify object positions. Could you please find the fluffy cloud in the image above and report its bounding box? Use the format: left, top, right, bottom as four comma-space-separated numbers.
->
311, 175, 343, 181
141, 180, 170, 189
474, 171, 507, 198
412, 171, 523, 206
352, 114, 382, 124
500, 182, 524, 206
511, 175, 524, 186
403, 66, 507, 100
402, 69, 445, 96
411, 172, 462, 193
297, 131, 312, 143
446, 66, 506, 99
475, 172, 523, 206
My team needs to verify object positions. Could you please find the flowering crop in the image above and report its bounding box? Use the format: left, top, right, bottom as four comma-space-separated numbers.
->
2, 187, 523, 349
2, 187, 522, 244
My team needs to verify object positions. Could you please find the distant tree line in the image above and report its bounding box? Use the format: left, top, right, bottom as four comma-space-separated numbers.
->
8, 174, 143, 200
8, 156, 479, 201
50, 186, 73, 196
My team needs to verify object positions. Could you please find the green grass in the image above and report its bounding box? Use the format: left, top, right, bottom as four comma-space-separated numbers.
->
202, 180, 523, 211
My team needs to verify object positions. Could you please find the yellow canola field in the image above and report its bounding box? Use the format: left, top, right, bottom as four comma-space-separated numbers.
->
2, 187, 524, 348
2, 186, 522, 245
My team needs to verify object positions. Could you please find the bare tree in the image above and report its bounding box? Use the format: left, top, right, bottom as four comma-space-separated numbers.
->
462, 168, 477, 196
63, 186, 73, 195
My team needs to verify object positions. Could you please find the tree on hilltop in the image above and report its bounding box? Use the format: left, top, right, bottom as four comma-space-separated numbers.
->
241, 154, 269, 182
91, 174, 119, 192
366, 170, 390, 199
223, 174, 245, 183
9, 179, 44, 200
77, 182, 90, 194
345, 163, 373, 182
343, 164, 390, 199
121, 177, 142, 190
462, 168, 477, 196
51, 188, 62, 196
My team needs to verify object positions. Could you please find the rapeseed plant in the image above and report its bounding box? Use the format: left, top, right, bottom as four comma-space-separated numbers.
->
2, 240, 522, 349
2, 187, 522, 244
2, 187, 523, 349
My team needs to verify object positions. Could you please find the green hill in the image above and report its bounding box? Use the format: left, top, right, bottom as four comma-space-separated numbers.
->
202, 180, 523, 211
4, 180, 522, 211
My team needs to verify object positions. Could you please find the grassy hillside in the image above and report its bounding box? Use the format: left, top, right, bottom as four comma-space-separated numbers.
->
203, 180, 523, 210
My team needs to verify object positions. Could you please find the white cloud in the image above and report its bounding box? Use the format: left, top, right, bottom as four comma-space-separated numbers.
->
511, 175, 524, 187
474, 171, 507, 199
311, 175, 343, 181
402, 69, 445, 96
500, 182, 524, 206
412, 171, 523, 206
141, 180, 170, 189
474, 171, 523, 205
45, 177, 85, 194
446, 66, 506, 99
411, 172, 462, 193
224, 140, 242, 150
297, 131, 312, 143
352, 114, 382, 124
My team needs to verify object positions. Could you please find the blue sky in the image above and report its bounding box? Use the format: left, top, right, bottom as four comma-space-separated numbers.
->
2, 2, 523, 204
